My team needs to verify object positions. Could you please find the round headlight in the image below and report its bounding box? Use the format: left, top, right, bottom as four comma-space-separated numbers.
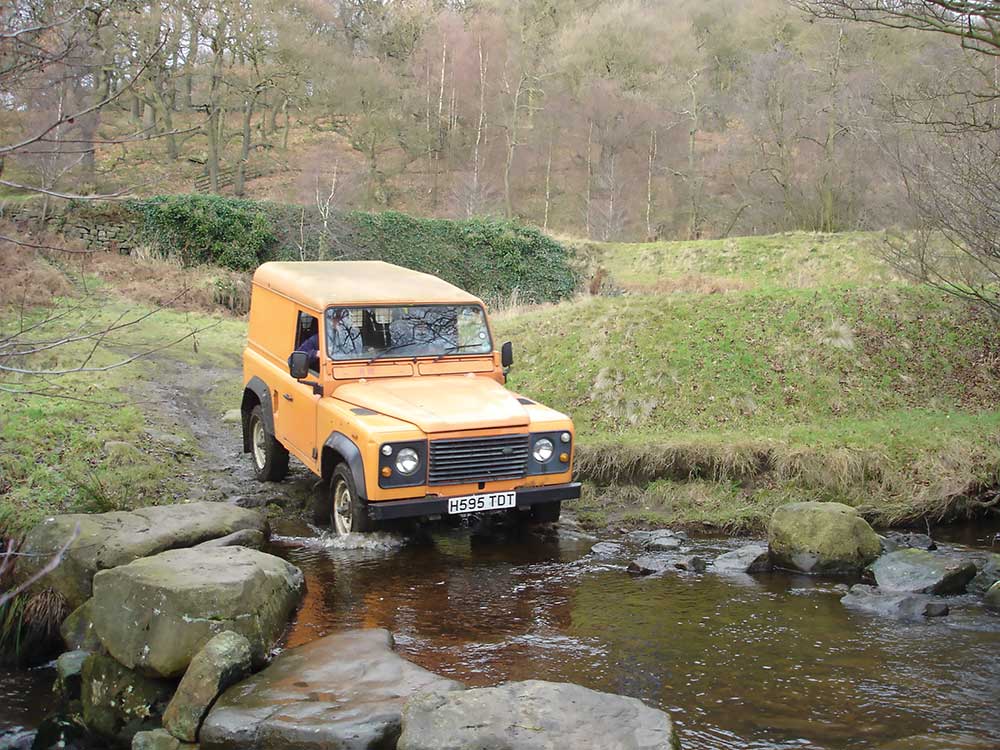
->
560, 432, 571, 444
395, 447, 420, 475
381, 444, 393, 456
532, 438, 554, 463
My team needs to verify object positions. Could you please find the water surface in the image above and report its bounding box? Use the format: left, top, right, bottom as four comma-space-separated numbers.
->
272, 522, 1000, 750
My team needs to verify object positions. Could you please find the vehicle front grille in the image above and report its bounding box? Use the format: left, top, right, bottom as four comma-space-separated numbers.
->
428, 434, 529, 485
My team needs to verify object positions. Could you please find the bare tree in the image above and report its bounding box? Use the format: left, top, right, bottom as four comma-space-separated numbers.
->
798, 0, 1000, 314
796, 2, 1000, 55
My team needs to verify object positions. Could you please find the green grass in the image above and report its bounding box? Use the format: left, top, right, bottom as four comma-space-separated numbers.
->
0, 288, 245, 535
583, 231, 901, 291
498, 234, 1000, 531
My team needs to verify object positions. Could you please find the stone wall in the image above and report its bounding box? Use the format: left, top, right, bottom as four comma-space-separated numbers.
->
1, 200, 138, 254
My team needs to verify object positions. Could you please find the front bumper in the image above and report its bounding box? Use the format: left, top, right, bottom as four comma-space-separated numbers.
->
366, 482, 581, 522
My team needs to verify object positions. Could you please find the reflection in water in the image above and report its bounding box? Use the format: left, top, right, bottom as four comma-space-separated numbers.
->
274, 525, 1000, 750
0, 664, 56, 740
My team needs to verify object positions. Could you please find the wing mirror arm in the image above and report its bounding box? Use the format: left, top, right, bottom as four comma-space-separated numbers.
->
288, 352, 323, 395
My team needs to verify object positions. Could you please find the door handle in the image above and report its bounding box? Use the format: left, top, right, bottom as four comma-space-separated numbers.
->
282, 393, 293, 402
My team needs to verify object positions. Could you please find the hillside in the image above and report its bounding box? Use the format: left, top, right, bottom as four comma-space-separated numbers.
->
498, 232, 1000, 530
2, 229, 998, 534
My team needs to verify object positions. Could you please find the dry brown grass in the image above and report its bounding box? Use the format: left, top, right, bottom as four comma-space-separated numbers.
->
0, 227, 250, 317
575, 435, 1000, 529
77, 248, 251, 315
0, 242, 76, 307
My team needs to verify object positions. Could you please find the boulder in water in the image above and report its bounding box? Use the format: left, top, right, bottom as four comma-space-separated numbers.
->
880, 531, 936, 553
712, 544, 771, 574
869, 549, 976, 595
199, 628, 463, 750
132, 728, 198, 750
60, 598, 101, 652
841, 584, 949, 620
398, 679, 680, 750
768, 502, 880, 575
627, 554, 705, 575
589, 541, 624, 558
985, 581, 1000, 611
91, 546, 303, 678
80, 653, 174, 744
55, 650, 89, 701
162, 630, 252, 742
18, 503, 268, 608
969, 553, 1000, 596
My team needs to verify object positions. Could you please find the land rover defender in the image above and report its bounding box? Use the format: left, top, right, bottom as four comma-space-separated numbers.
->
241, 261, 580, 534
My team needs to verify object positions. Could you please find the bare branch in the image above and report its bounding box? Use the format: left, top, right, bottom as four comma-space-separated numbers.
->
0, 524, 79, 609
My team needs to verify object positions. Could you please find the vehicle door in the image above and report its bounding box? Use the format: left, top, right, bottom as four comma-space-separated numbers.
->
275, 309, 322, 468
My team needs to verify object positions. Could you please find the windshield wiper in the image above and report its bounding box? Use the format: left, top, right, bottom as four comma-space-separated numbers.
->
363, 344, 414, 365
432, 345, 483, 362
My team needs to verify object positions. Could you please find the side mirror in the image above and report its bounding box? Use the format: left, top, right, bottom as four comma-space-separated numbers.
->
501, 341, 514, 370
288, 351, 309, 380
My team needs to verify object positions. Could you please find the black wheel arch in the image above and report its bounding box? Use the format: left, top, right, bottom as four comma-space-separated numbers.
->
241, 376, 274, 453
321, 432, 368, 500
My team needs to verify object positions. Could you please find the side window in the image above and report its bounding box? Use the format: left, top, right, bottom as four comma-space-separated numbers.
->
293, 311, 320, 374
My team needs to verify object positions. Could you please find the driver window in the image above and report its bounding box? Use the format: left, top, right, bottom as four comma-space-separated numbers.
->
293, 311, 320, 374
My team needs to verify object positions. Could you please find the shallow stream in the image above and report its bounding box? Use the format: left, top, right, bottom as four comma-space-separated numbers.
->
2, 519, 998, 750
271, 519, 1000, 750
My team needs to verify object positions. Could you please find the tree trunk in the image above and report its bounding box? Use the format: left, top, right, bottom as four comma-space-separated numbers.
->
473, 36, 487, 200
646, 128, 657, 240
585, 120, 593, 240
686, 73, 701, 240
543, 131, 554, 231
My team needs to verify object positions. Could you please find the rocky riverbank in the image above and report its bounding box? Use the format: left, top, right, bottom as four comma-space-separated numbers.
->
598, 501, 1000, 623
8, 502, 684, 750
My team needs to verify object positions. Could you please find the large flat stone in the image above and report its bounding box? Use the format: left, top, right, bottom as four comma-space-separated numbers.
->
398, 679, 680, 750
869, 549, 976, 595
19, 503, 268, 608
768, 502, 880, 575
200, 629, 463, 750
92, 546, 303, 678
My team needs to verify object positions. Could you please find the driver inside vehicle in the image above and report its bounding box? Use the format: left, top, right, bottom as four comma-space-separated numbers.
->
327, 307, 362, 358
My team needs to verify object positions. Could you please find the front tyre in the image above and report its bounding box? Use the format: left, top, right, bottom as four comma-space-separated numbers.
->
248, 405, 289, 482
331, 464, 373, 535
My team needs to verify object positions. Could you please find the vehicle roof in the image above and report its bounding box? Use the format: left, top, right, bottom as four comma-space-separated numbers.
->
252, 261, 483, 309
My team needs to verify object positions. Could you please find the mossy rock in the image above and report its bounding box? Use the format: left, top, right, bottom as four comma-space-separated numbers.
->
91, 546, 303, 679
81, 653, 174, 744
768, 501, 881, 575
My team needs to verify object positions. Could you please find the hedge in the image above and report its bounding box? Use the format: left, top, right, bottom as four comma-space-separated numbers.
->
119, 195, 576, 304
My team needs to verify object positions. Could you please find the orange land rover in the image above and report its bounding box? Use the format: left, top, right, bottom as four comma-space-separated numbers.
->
240, 261, 580, 534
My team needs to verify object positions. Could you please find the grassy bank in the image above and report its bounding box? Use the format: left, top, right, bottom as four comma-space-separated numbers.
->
498, 232, 1000, 531
3, 230, 998, 537
0, 247, 246, 535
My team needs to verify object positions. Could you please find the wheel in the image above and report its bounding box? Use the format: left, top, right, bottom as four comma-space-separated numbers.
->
248, 405, 289, 482
331, 464, 373, 535
530, 501, 561, 523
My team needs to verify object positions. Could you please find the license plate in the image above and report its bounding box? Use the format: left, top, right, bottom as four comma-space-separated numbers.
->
447, 491, 517, 515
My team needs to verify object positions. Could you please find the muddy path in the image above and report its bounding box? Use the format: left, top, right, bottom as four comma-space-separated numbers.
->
129, 356, 318, 513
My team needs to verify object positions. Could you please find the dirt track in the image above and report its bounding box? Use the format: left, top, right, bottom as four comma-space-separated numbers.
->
132, 357, 318, 513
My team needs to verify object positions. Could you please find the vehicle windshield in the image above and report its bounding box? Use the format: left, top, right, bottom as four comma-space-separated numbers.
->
325, 304, 492, 361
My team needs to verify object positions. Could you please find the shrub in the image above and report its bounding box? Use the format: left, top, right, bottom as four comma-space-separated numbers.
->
73, 197, 578, 304
129, 195, 277, 271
